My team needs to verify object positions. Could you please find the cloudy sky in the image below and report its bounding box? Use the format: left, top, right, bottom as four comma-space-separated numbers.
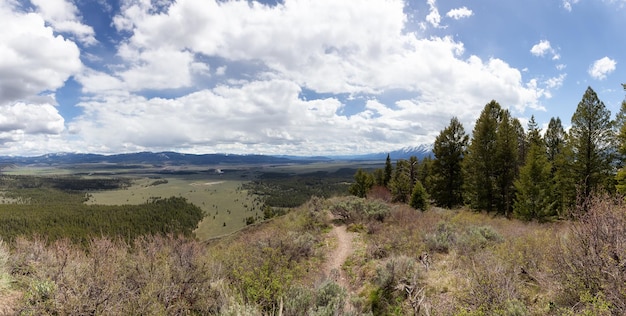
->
1, 0, 624, 156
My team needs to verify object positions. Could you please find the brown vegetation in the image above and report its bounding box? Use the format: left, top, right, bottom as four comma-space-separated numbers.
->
1, 194, 625, 314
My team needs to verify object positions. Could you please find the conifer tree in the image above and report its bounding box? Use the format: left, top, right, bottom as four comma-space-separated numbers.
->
409, 156, 419, 191
545, 117, 566, 164
570, 87, 615, 202
389, 159, 412, 203
349, 169, 374, 198
545, 117, 575, 214
514, 120, 554, 221
494, 110, 519, 216
384, 154, 393, 187
410, 180, 429, 211
431, 117, 468, 208
464, 100, 502, 212
615, 84, 626, 194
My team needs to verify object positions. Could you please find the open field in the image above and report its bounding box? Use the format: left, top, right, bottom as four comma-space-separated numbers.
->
2, 161, 374, 239
86, 176, 259, 239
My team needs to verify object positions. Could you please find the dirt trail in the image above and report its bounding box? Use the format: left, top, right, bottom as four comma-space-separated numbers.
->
323, 224, 355, 289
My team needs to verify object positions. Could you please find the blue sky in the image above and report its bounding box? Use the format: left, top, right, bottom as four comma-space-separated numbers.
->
0, 0, 624, 156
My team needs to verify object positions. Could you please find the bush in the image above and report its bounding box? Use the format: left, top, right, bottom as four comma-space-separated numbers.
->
425, 222, 456, 254
330, 196, 390, 224
11, 235, 224, 315
555, 194, 626, 313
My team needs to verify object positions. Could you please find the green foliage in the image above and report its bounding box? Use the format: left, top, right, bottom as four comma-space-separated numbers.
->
570, 86, 615, 201
384, 154, 393, 187
0, 194, 203, 245
243, 169, 351, 208
493, 111, 519, 216
464, 100, 502, 212
431, 117, 468, 208
330, 196, 390, 223
514, 141, 555, 221
389, 159, 412, 203
349, 168, 374, 198
370, 255, 421, 315
409, 180, 428, 211
546, 117, 577, 215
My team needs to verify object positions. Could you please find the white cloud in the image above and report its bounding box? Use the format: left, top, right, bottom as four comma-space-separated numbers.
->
426, 0, 442, 27
530, 40, 560, 60
588, 57, 617, 80
0, 3, 82, 105
563, 0, 580, 11
30, 0, 97, 45
0, 0, 561, 155
446, 7, 473, 20
60, 0, 552, 155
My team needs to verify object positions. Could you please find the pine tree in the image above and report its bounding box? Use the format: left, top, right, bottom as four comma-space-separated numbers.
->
570, 87, 615, 202
349, 169, 374, 198
514, 121, 554, 221
410, 180, 429, 211
431, 117, 468, 208
615, 84, 626, 194
409, 156, 419, 191
494, 110, 519, 216
464, 100, 502, 212
389, 159, 412, 203
545, 117, 566, 165
384, 154, 393, 187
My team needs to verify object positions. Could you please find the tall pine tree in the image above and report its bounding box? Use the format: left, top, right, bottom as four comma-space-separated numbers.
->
431, 117, 468, 208
514, 119, 554, 221
614, 84, 626, 194
570, 86, 615, 203
494, 110, 519, 216
464, 101, 502, 212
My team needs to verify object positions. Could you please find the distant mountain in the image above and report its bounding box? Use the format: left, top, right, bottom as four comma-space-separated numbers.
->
0, 152, 298, 166
0, 145, 434, 166
329, 144, 433, 161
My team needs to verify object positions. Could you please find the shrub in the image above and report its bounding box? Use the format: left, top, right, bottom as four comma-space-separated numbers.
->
425, 222, 456, 254
330, 196, 390, 224
554, 194, 626, 313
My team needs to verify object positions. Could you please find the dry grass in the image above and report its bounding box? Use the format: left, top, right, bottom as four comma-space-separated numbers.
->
1, 195, 625, 314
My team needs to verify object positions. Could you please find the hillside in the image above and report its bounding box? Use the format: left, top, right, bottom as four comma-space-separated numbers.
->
1, 195, 624, 315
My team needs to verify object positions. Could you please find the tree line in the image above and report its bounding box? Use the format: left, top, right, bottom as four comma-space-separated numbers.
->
351, 85, 626, 221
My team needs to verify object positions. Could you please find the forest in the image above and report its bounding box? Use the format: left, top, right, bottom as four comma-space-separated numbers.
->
350, 85, 626, 222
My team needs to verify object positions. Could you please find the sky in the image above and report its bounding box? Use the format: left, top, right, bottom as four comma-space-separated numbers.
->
0, 0, 625, 156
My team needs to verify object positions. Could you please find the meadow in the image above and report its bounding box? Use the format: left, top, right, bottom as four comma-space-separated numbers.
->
2, 161, 369, 240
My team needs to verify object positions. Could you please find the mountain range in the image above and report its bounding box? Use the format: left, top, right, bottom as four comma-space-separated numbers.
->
0, 145, 433, 166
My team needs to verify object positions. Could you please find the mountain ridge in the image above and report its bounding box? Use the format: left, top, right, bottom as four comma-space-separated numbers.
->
0, 145, 433, 166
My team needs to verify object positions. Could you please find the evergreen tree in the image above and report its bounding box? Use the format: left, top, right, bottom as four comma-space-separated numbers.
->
514, 123, 554, 221
389, 159, 412, 203
349, 169, 374, 198
513, 118, 528, 171
418, 156, 434, 194
431, 117, 468, 208
545, 117, 566, 165
464, 100, 502, 212
527, 115, 542, 147
383, 154, 393, 187
544, 117, 575, 214
615, 84, 626, 194
570, 87, 615, 202
494, 110, 519, 216
409, 180, 429, 211
409, 155, 419, 191
373, 168, 386, 187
